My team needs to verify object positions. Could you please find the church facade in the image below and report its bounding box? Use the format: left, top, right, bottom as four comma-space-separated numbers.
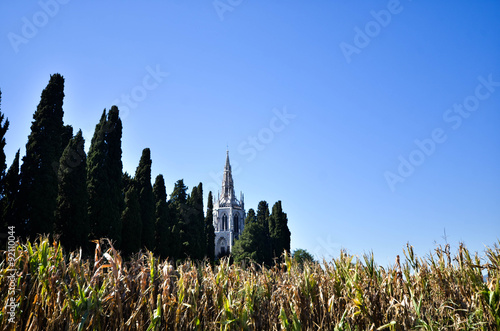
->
213, 151, 246, 257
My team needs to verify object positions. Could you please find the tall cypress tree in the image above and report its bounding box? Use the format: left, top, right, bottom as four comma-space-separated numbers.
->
135, 148, 155, 250
153, 174, 170, 259
1, 150, 19, 230
18, 74, 66, 237
55, 130, 88, 252
169, 179, 188, 258
187, 183, 204, 259
205, 191, 215, 261
87, 106, 123, 247
121, 183, 141, 257
269, 201, 291, 258
256, 201, 273, 265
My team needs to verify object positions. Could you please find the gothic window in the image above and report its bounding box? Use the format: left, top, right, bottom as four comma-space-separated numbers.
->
233, 214, 239, 234
222, 214, 227, 231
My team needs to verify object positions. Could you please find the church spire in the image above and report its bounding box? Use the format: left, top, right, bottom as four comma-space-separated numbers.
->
220, 150, 236, 205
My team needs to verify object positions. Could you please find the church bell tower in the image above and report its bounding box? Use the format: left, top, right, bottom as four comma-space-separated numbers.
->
213, 151, 246, 257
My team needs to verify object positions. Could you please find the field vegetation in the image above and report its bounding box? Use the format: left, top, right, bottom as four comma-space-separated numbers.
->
1, 236, 499, 330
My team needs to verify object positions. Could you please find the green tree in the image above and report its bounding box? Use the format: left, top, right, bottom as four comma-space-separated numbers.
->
204, 191, 215, 261
169, 179, 188, 259
256, 201, 272, 264
269, 201, 291, 258
55, 130, 88, 252
233, 208, 264, 264
135, 148, 155, 250
292, 249, 315, 269
87, 106, 123, 247
153, 174, 170, 259
18, 74, 66, 237
233, 205, 272, 265
121, 183, 141, 256
1, 150, 19, 230
187, 183, 205, 259
244, 208, 256, 225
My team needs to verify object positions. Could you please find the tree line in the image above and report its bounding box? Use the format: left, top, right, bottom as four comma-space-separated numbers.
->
0, 73, 290, 264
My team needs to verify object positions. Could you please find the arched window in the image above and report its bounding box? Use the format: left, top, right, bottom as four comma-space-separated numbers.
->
233, 214, 239, 235
222, 214, 228, 231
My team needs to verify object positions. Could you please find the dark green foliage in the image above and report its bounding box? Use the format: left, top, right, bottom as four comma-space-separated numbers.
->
18, 74, 66, 237
244, 208, 256, 225
135, 148, 155, 250
233, 205, 272, 265
256, 201, 272, 264
256, 201, 270, 229
233, 201, 286, 266
153, 174, 170, 259
168, 179, 188, 259
122, 172, 133, 192
187, 183, 205, 259
292, 249, 315, 268
121, 184, 142, 256
1, 150, 19, 230
269, 201, 291, 258
87, 106, 123, 247
170, 179, 187, 205
60, 125, 73, 156
55, 130, 88, 252
205, 191, 215, 261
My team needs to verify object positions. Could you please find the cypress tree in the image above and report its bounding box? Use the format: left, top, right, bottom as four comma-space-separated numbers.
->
205, 191, 215, 261
135, 148, 155, 250
187, 182, 204, 259
233, 208, 270, 264
256, 201, 273, 265
153, 174, 170, 259
244, 208, 256, 225
121, 184, 141, 256
122, 172, 133, 192
184, 185, 198, 258
87, 106, 123, 247
18, 73, 66, 237
170, 179, 188, 258
269, 201, 291, 258
55, 130, 88, 252
2, 150, 19, 230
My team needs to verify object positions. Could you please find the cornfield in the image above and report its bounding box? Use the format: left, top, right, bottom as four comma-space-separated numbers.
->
1, 237, 499, 330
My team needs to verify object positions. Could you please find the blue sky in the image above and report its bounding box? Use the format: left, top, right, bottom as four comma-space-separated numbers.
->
1, 1, 499, 265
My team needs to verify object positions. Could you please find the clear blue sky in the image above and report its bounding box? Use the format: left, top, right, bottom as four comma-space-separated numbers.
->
1, 1, 499, 265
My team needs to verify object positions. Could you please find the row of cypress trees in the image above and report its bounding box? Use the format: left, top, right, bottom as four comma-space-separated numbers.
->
0, 73, 291, 263
0, 74, 214, 260
232, 200, 291, 265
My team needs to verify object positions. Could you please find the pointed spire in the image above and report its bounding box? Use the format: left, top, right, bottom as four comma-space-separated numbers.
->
221, 150, 235, 205
225, 150, 231, 171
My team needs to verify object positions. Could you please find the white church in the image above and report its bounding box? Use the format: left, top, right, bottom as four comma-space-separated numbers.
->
213, 151, 246, 257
